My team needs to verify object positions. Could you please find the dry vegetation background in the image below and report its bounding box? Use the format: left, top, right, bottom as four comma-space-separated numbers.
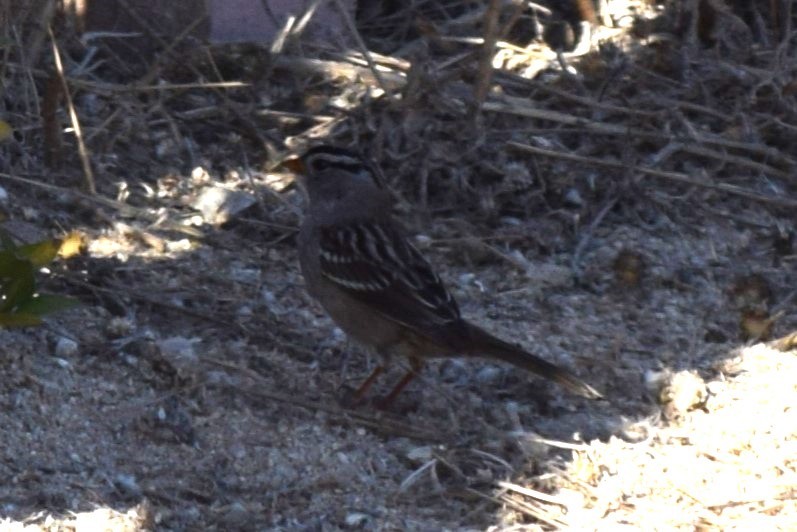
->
1, 0, 796, 530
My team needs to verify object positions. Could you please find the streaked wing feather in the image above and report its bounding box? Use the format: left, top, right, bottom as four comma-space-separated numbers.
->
319, 222, 460, 330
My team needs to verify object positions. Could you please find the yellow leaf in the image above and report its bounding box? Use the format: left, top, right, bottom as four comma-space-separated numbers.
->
0, 120, 11, 142
58, 231, 84, 258
0, 312, 42, 328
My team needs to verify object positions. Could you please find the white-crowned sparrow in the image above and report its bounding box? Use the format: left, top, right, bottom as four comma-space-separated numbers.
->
291, 145, 601, 405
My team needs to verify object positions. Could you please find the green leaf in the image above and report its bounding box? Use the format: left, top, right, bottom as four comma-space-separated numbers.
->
0, 235, 78, 327
0, 254, 30, 277
0, 249, 25, 274
0, 312, 42, 328
16, 294, 80, 316
0, 228, 17, 251
0, 257, 35, 312
17, 238, 60, 267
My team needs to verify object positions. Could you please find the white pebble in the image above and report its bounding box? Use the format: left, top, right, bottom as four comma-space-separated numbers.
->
345, 512, 369, 527
55, 337, 78, 357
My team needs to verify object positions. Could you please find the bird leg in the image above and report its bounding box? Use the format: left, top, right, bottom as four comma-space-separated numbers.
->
350, 365, 385, 404
377, 358, 424, 409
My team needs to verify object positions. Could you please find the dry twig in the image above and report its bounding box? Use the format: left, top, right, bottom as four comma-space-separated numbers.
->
48, 26, 95, 193
507, 141, 797, 209
331, 0, 391, 96
473, 0, 502, 107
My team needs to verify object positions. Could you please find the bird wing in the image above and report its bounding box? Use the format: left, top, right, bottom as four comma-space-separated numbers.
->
318, 221, 461, 333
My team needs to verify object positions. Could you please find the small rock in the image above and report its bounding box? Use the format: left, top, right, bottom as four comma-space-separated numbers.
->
644, 369, 667, 392
458, 272, 476, 285
156, 337, 200, 378
166, 239, 192, 252
613, 249, 647, 287
344, 512, 370, 528
406, 445, 434, 463
414, 234, 432, 248
191, 166, 210, 183
476, 365, 503, 384
655, 369, 708, 420
229, 262, 260, 284
114, 473, 141, 498
193, 185, 256, 225
54, 337, 78, 357
218, 502, 250, 529
120, 353, 139, 366
563, 187, 583, 207
107, 316, 135, 337
22, 207, 38, 221
439, 359, 469, 384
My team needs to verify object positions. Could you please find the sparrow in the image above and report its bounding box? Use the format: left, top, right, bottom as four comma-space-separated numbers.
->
290, 145, 601, 406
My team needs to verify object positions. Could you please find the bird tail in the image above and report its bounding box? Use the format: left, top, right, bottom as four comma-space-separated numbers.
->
463, 324, 602, 399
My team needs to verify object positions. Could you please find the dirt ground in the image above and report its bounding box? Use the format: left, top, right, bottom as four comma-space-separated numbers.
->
1, 1, 796, 530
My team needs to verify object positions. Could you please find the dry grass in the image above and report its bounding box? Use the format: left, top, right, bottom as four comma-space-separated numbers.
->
555, 343, 797, 529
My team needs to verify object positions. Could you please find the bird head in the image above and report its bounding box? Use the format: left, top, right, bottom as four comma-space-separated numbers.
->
285, 145, 384, 204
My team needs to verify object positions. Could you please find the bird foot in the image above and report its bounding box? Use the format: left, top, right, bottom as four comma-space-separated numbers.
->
337, 385, 367, 409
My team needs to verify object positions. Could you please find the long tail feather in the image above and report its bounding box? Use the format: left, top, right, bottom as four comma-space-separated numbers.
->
464, 324, 602, 399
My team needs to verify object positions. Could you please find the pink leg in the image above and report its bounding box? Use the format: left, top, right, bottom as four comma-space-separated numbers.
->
351, 365, 385, 404
378, 358, 424, 409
